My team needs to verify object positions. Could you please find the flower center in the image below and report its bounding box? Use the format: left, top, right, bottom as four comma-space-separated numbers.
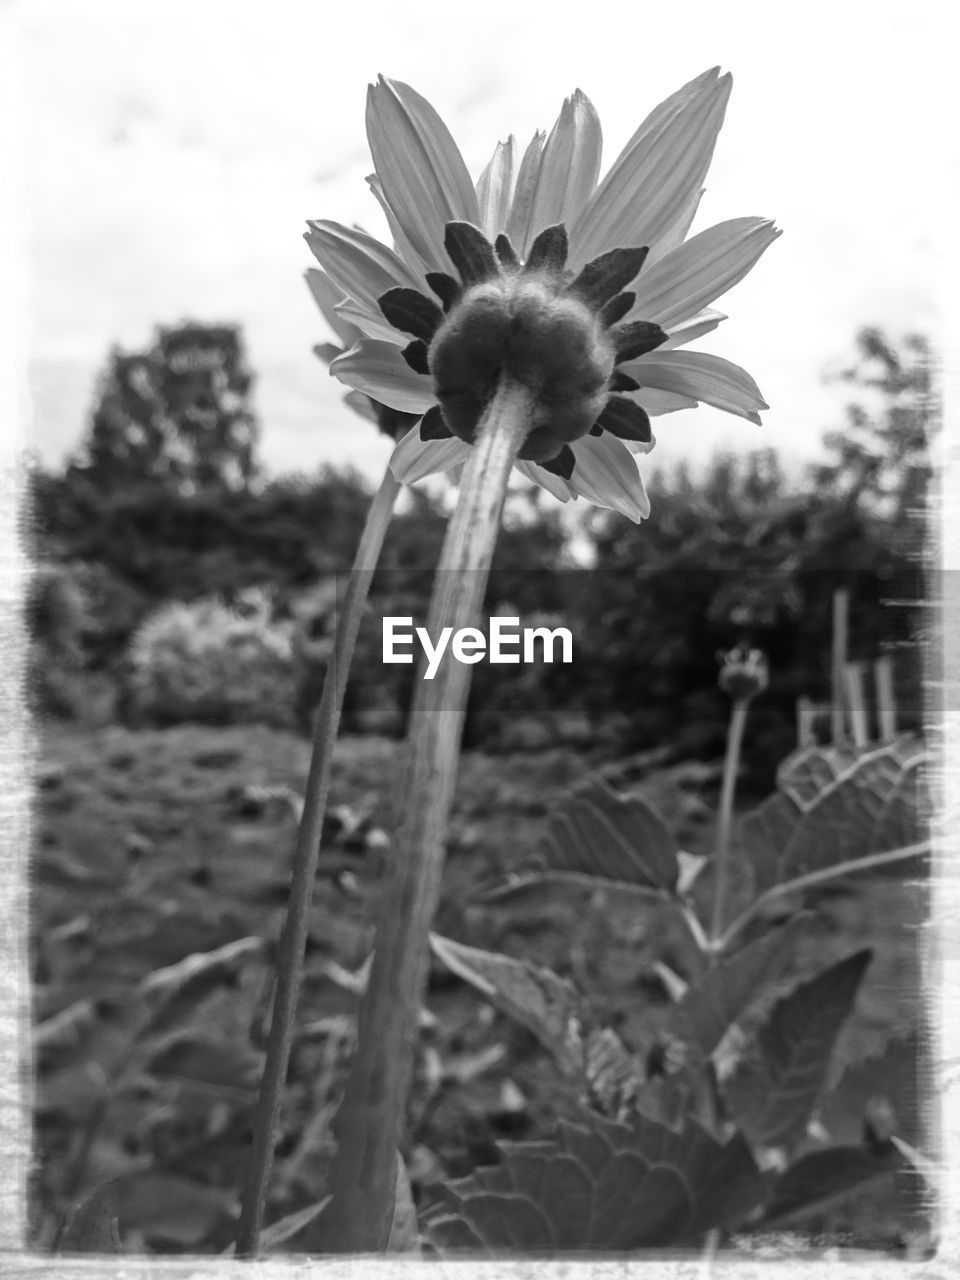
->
430, 275, 615, 463
377, 220, 669, 478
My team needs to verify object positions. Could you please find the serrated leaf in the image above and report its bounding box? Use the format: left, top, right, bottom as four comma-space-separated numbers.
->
429, 934, 586, 1077
58, 1180, 122, 1253
424, 1108, 763, 1252
760, 1144, 901, 1228
738, 737, 929, 898
725, 950, 872, 1153
534, 779, 680, 893
665, 918, 806, 1066
776, 743, 865, 809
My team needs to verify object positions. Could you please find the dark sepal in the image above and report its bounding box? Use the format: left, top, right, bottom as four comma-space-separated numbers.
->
599, 292, 635, 327
596, 395, 653, 443
610, 369, 641, 392
539, 445, 576, 480
494, 233, 519, 269
612, 320, 668, 363
378, 288, 443, 342
425, 272, 462, 311
419, 404, 453, 441
568, 246, 649, 309
523, 224, 569, 276
444, 222, 501, 286
401, 340, 431, 375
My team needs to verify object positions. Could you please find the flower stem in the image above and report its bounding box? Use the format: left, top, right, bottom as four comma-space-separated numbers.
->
314, 377, 533, 1253
235, 465, 400, 1258
709, 698, 749, 949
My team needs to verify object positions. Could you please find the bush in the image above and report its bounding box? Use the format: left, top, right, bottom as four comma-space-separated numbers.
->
125, 588, 298, 728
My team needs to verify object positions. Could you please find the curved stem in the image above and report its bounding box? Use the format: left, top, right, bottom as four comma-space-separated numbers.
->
709, 698, 749, 948
236, 466, 400, 1258
315, 378, 533, 1253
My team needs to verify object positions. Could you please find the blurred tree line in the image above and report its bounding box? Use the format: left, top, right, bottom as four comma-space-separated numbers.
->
27, 321, 932, 786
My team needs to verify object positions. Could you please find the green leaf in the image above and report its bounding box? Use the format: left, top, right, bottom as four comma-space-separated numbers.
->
761, 1144, 901, 1228
738, 737, 928, 898
138, 935, 264, 1034
507, 779, 680, 895
110, 1171, 235, 1246
664, 917, 807, 1066
424, 1108, 763, 1252
387, 1152, 421, 1253
816, 1029, 925, 1148
725, 950, 872, 1154
429, 934, 586, 1077
143, 1030, 261, 1098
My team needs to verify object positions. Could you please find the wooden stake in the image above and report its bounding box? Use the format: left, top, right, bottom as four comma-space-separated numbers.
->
875, 655, 897, 740
831, 589, 849, 744
843, 661, 869, 747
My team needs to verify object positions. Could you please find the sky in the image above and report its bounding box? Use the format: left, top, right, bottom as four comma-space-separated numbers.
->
10, 0, 950, 493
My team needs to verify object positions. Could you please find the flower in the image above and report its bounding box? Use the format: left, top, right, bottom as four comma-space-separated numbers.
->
306, 70, 779, 522
717, 643, 769, 701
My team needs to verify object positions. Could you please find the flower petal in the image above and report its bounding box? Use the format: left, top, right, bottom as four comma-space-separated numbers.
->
505, 131, 545, 254
366, 174, 431, 285
520, 90, 602, 257
660, 308, 726, 350
569, 68, 731, 269
366, 77, 480, 271
634, 387, 699, 416
568, 433, 651, 522
305, 220, 422, 334
389, 425, 471, 484
515, 460, 575, 502
333, 299, 403, 345
630, 218, 781, 329
476, 136, 517, 240
330, 339, 436, 414
630, 350, 769, 424
304, 269, 358, 347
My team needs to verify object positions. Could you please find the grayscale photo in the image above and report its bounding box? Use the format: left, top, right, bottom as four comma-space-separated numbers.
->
1, 0, 950, 1269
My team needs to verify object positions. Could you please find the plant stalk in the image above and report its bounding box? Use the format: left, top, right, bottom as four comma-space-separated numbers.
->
314, 377, 533, 1253
709, 698, 749, 948
236, 466, 400, 1257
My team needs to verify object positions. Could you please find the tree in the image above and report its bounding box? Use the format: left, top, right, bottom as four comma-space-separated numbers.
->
75, 322, 260, 493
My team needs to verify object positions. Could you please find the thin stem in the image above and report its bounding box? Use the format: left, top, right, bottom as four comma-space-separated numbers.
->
235, 466, 400, 1258
716, 839, 932, 953
709, 698, 749, 948
314, 377, 532, 1253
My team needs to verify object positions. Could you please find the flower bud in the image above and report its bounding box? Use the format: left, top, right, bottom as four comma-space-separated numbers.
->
717, 644, 769, 702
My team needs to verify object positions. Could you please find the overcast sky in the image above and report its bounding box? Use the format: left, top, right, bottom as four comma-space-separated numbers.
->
15, 0, 948, 490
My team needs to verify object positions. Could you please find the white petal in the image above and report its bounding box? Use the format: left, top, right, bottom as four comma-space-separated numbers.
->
505, 131, 546, 254
304, 269, 358, 347
568, 433, 650, 522
305, 220, 422, 330
660, 308, 727, 350
634, 387, 698, 416
366, 174, 431, 284
389, 426, 471, 484
330, 340, 435, 414
569, 68, 731, 270
630, 218, 781, 329
522, 90, 602, 255
334, 299, 404, 345
630, 351, 769, 424
366, 77, 480, 271
515, 459, 575, 502
476, 137, 517, 240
